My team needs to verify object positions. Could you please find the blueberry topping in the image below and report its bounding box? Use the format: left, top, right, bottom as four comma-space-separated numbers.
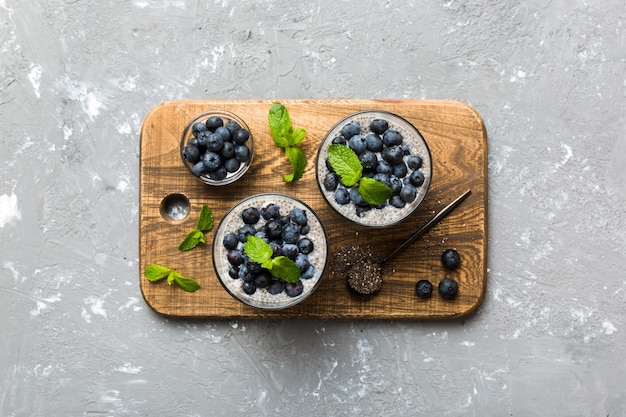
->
253, 270, 271, 288
382, 129, 403, 146
369, 118, 388, 134
223, 232, 239, 250
281, 243, 299, 260
242, 280, 256, 295
400, 183, 417, 203
267, 279, 285, 295
441, 249, 461, 269
232, 128, 250, 145
301, 265, 316, 280
224, 158, 241, 173
364, 133, 383, 152
227, 249, 244, 266
220, 141, 235, 159
334, 188, 350, 205
381, 145, 404, 164
182, 145, 200, 164
297, 238, 314, 255
323, 172, 339, 191
331, 135, 347, 145
191, 161, 207, 177
214, 126, 231, 142
438, 277, 459, 299
289, 208, 307, 226
281, 223, 300, 244
392, 161, 408, 178
241, 207, 261, 225
261, 203, 281, 220
407, 154, 423, 170
295, 253, 310, 272
348, 134, 367, 154
359, 150, 378, 171
192, 122, 208, 136
225, 119, 241, 134
341, 121, 361, 139
284, 280, 304, 297
205, 115, 224, 130
409, 170, 425, 187
389, 194, 406, 208
237, 224, 256, 242
206, 133, 224, 153
234, 145, 250, 162
415, 280, 433, 298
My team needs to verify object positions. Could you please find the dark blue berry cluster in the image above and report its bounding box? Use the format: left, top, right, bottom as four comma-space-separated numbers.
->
323, 118, 426, 216
182, 115, 251, 181
223, 203, 317, 297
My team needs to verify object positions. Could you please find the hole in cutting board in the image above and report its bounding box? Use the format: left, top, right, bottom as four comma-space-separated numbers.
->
160, 193, 190, 222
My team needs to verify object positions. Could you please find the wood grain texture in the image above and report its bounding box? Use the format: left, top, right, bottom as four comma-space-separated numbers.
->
139, 99, 488, 319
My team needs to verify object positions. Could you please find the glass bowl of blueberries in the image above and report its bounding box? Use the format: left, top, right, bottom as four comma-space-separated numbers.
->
180, 110, 254, 186
316, 110, 432, 227
212, 193, 328, 310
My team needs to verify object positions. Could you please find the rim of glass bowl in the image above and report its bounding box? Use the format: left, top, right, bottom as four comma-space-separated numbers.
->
212, 193, 328, 310
315, 110, 432, 227
180, 110, 254, 186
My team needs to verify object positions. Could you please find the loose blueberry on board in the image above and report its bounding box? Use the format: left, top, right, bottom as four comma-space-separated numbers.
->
438, 277, 459, 300
441, 249, 461, 269
415, 280, 433, 298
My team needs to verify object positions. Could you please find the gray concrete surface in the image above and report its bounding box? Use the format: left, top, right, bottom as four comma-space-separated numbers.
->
1, 0, 625, 416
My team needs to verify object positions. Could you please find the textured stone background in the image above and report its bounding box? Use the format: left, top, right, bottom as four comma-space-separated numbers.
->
1, 1, 625, 416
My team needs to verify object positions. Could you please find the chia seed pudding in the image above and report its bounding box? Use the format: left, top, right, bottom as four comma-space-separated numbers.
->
212, 193, 328, 310
316, 111, 432, 227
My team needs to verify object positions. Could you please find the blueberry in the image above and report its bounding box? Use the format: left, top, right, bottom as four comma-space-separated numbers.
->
295, 253, 310, 272
382, 145, 404, 164
220, 141, 235, 159
400, 183, 417, 203
244, 257, 262, 275
334, 188, 350, 205
191, 161, 207, 177
254, 229, 268, 242
323, 172, 339, 191
284, 280, 304, 297
407, 154, 423, 170
232, 128, 250, 145
223, 232, 239, 250
228, 266, 239, 279
237, 224, 257, 242
281, 243, 299, 259
265, 219, 282, 240
438, 277, 459, 300
341, 121, 361, 139
441, 249, 461, 269
364, 133, 383, 152
331, 135, 347, 145
282, 223, 300, 244
182, 144, 200, 163
325, 157, 335, 173
415, 280, 433, 298
389, 194, 406, 208
369, 118, 388, 134
269, 241, 282, 257
359, 150, 378, 171
278, 215, 290, 226
242, 280, 257, 295
349, 187, 368, 206
192, 122, 208, 136
214, 126, 231, 142
205, 116, 224, 130
196, 130, 211, 148
203, 152, 222, 172
348, 135, 367, 154
389, 175, 403, 194
238, 263, 252, 281
289, 208, 307, 226
261, 203, 281, 220
372, 173, 391, 188
224, 158, 241, 173
376, 159, 393, 175
267, 279, 285, 295
382, 129, 403, 146
241, 207, 260, 225
400, 143, 411, 155
409, 170, 425, 187
392, 162, 408, 178
227, 249, 244, 266
206, 133, 224, 153
355, 204, 372, 217
297, 238, 314, 255
234, 145, 250, 162
208, 166, 227, 181
253, 270, 272, 288
299, 224, 309, 235
225, 119, 241, 134
301, 265, 316, 280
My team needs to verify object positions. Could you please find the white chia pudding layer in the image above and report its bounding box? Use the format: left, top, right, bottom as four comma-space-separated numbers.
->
316, 111, 432, 227
212, 193, 328, 310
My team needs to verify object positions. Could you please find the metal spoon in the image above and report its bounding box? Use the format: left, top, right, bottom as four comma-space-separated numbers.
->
380, 189, 472, 266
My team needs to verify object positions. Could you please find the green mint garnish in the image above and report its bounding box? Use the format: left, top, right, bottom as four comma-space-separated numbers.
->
327, 144, 393, 205
144, 263, 201, 292
179, 205, 214, 251
268, 102, 307, 182
243, 236, 301, 283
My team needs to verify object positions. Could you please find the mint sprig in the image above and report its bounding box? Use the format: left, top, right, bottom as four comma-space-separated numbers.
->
268, 102, 307, 183
144, 263, 200, 292
179, 205, 213, 251
327, 144, 393, 205
244, 236, 301, 283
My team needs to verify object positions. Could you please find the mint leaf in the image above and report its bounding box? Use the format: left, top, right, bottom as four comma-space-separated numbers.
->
327, 144, 362, 187
178, 229, 204, 251
270, 256, 301, 283
289, 127, 306, 146
195, 205, 214, 232
268, 102, 307, 183
358, 177, 393, 205
244, 236, 273, 264
144, 264, 172, 282
268, 102, 292, 148
283, 146, 306, 183
171, 272, 201, 292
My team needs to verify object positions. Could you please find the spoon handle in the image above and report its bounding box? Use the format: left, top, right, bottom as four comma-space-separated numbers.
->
380, 189, 472, 266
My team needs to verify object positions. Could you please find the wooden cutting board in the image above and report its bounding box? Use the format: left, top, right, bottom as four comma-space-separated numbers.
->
139, 99, 487, 319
